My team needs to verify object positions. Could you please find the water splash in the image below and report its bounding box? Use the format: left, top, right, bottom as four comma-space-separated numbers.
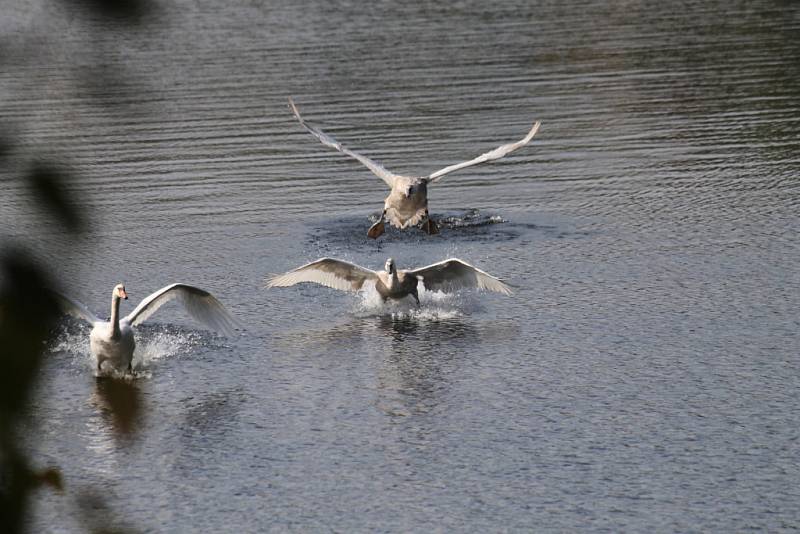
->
130, 325, 205, 369
308, 208, 517, 252
48, 320, 209, 377
431, 208, 506, 229
352, 285, 481, 320
49, 322, 92, 373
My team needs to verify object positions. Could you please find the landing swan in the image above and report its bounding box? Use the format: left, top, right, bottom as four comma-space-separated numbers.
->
267, 257, 512, 306
54, 283, 237, 374
288, 98, 541, 238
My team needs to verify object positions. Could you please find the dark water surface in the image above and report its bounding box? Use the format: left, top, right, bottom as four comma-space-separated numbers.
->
3, 0, 800, 531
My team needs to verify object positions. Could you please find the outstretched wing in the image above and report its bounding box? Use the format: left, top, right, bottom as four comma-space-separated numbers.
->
427, 121, 541, 183
288, 98, 401, 188
407, 258, 512, 295
266, 257, 377, 292
122, 284, 237, 336
51, 291, 101, 325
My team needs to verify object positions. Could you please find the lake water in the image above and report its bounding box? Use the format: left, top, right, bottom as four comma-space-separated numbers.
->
3, 0, 800, 531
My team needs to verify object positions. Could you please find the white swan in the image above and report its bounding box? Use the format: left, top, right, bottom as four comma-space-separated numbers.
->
267, 257, 512, 306
288, 98, 541, 238
54, 283, 237, 374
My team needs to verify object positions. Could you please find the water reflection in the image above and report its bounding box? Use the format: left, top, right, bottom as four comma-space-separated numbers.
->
373, 315, 480, 418
89, 377, 143, 441
377, 314, 418, 342
279, 312, 482, 418
83, 377, 144, 477
374, 313, 479, 346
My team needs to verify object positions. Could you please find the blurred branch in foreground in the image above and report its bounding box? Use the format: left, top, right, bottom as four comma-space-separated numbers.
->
1, 0, 155, 531
0, 249, 62, 533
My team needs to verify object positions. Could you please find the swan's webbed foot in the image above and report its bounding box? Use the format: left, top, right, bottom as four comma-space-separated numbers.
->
411, 291, 421, 308
367, 220, 385, 239
367, 212, 386, 239
421, 215, 439, 235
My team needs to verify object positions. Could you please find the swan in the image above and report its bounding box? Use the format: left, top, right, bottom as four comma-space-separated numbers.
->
288, 98, 541, 238
266, 257, 512, 306
54, 283, 237, 374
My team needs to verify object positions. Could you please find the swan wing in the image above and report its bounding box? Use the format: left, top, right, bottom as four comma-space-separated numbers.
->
407, 258, 512, 295
288, 98, 401, 188
427, 121, 541, 183
122, 284, 237, 336
266, 257, 377, 292
52, 291, 101, 325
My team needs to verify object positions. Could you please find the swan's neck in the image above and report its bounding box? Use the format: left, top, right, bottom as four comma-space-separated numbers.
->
387, 270, 400, 290
110, 295, 122, 338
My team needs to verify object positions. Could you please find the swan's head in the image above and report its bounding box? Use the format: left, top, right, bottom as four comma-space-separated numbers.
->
385, 258, 396, 274
113, 283, 128, 300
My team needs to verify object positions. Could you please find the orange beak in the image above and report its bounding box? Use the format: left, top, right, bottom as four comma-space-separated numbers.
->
119, 288, 128, 300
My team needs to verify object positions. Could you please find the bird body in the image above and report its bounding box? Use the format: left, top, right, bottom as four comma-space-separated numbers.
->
375, 262, 421, 303
267, 257, 511, 306
383, 177, 430, 230
84, 284, 134, 371
54, 283, 237, 374
90, 320, 135, 372
288, 98, 540, 238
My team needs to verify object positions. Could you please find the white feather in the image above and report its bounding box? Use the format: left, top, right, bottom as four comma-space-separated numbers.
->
123, 283, 238, 336
427, 121, 541, 182
288, 98, 400, 188
266, 258, 378, 292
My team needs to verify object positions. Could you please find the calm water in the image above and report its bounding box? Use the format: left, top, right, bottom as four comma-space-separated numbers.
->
3, 0, 800, 531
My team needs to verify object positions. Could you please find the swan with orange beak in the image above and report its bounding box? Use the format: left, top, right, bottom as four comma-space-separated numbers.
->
54, 283, 237, 375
